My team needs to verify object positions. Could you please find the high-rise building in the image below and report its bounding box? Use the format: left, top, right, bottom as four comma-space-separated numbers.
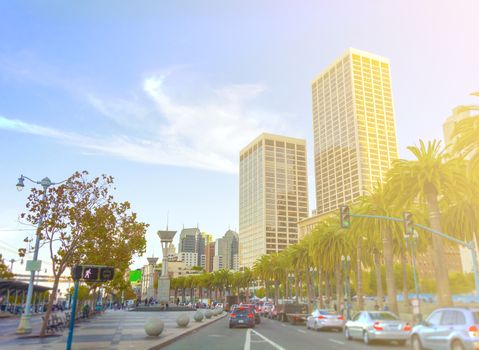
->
311, 48, 398, 215
204, 242, 215, 272
213, 238, 227, 271
239, 133, 308, 268
212, 230, 239, 271
178, 227, 205, 267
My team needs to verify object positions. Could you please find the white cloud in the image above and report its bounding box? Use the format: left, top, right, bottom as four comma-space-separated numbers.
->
0, 74, 299, 174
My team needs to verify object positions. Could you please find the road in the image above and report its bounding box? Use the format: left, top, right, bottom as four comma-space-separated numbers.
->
164, 316, 408, 350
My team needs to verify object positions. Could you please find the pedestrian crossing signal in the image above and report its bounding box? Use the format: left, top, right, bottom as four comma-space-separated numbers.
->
340, 205, 351, 229
72, 265, 115, 282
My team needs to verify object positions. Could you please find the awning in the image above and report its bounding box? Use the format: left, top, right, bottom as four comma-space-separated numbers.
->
0, 279, 52, 294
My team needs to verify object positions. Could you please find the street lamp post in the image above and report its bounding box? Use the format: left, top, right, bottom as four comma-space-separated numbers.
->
15, 175, 66, 334
341, 255, 351, 320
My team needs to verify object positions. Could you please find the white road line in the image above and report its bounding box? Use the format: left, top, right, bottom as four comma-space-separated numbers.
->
281, 323, 286, 327
243, 328, 251, 350
328, 338, 345, 345
297, 329, 307, 334
251, 329, 286, 350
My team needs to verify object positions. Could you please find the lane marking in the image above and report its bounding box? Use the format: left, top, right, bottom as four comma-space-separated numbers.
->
297, 329, 307, 334
243, 328, 251, 350
328, 338, 345, 345
251, 329, 286, 350
281, 324, 286, 327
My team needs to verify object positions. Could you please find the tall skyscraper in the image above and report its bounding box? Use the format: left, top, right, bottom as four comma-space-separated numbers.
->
239, 133, 308, 268
178, 227, 205, 267
311, 48, 398, 215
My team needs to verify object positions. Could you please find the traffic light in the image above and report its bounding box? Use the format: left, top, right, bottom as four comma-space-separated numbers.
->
403, 212, 414, 235
340, 205, 351, 229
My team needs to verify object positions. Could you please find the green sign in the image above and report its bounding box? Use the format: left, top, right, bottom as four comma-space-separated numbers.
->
129, 269, 142, 283
26, 260, 42, 272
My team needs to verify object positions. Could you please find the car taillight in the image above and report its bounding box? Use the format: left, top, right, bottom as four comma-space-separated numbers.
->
469, 325, 478, 337
373, 322, 383, 331
318, 315, 326, 319
248, 313, 254, 319
230, 313, 236, 318
404, 323, 412, 332
338, 316, 344, 320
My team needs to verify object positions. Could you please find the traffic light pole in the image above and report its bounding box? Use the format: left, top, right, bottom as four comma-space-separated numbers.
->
66, 279, 79, 350
349, 213, 479, 302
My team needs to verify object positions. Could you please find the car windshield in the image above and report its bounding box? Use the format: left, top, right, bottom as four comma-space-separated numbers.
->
369, 312, 398, 320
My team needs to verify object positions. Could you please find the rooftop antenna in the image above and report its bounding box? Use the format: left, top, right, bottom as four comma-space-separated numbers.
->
166, 210, 169, 231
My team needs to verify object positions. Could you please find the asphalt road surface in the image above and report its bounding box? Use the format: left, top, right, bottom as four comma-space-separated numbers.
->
164, 316, 408, 350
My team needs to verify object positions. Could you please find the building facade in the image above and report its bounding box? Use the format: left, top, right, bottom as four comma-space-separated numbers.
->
239, 133, 308, 268
178, 252, 198, 267
204, 242, 215, 272
311, 48, 398, 215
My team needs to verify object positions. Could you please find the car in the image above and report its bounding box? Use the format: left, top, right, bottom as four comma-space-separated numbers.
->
344, 311, 411, 345
306, 309, 345, 331
411, 307, 479, 350
229, 307, 255, 329
241, 304, 261, 324
216, 303, 224, 309
262, 303, 273, 316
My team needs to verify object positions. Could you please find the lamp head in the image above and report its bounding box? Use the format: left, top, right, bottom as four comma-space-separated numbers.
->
16, 176, 25, 191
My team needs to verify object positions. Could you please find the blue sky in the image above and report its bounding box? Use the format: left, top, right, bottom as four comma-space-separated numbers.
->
1, 0, 478, 271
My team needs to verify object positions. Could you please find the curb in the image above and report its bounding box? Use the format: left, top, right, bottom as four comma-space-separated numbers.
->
148, 313, 227, 350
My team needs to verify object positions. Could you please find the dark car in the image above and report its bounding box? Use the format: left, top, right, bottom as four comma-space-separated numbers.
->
242, 304, 261, 324
229, 307, 255, 329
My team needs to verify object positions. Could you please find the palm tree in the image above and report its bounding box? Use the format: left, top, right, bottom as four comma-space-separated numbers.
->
452, 113, 479, 173
354, 182, 403, 314
313, 219, 353, 310
387, 139, 467, 306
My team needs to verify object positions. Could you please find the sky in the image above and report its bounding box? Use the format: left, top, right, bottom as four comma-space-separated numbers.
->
0, 0, 478, 273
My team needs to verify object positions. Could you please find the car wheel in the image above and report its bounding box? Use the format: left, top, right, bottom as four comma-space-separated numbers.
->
451, 340, 465, 350
411, 335, 423, 350
363, 330, 371, 345
344, 327, 351, 340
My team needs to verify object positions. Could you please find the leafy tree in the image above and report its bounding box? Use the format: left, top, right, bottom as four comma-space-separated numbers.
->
0, 255, 14, 279
20, 171, 148, 336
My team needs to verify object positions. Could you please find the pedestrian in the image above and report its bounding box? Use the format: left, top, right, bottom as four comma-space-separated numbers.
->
333, 303, 337, 312
340, 303, 345, 316
374, 303, 379, 310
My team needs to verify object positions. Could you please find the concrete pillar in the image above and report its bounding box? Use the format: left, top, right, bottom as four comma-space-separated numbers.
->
13, 289, 18, 313
6, 288, 10, 311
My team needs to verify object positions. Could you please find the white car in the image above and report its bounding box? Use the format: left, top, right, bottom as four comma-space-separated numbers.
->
307, 309, 345, 331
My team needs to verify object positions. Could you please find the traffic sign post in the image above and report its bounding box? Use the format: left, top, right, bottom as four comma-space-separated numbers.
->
66, 265, 114, 350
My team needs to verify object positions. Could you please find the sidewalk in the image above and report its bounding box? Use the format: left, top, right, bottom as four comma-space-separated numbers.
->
0, 309, 227, 350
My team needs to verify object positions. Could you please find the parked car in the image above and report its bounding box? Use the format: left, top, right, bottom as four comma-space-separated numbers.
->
411, 307, 479, 350
307, 309, 345, 331
229, 307, 255, 329
344, 311, 411, 345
